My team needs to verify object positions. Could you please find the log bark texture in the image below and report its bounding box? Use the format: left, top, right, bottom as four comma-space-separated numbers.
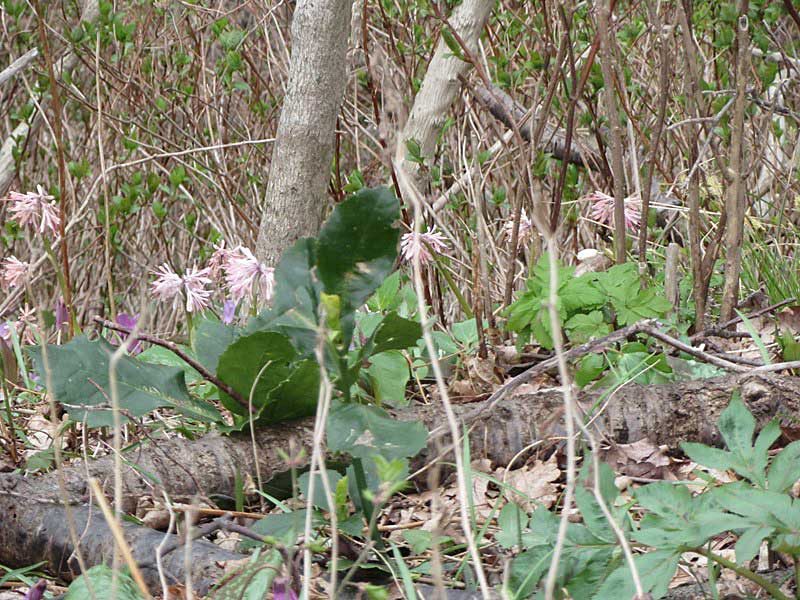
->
2, 373, 799, 589
255, 0, 353, 267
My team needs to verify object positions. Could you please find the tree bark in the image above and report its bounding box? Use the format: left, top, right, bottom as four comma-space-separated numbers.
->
397, 0, 493, 194
255, 0, 352, 267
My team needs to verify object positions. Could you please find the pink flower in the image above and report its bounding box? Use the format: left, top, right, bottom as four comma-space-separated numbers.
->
16, 305, 38, 345
503, 210, 534, 248
0, 256, 28, 289
586, 191, 641, 231
224, 247, 275, 303
207, 240, 233, 278
400, 224, 449, 265
151, 263, 212, 313
4, 186, 61, 235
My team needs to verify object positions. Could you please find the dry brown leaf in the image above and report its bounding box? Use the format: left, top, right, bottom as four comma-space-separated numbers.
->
499, 455, 561, 511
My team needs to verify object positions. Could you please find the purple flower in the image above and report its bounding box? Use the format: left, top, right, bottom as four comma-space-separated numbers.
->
272, 578, 298, 600
151, 263, 212, 313
0, 255, 28, 289
0, 321, 13, 350
224, 247, 275, 303
221, 299, 236, 324
55, 297, 68, 330
586, 190, 641, 231
400, 224, 449, 265
3, 186, 60, 235
23, 579, 47, 600
115, 313, 142, 354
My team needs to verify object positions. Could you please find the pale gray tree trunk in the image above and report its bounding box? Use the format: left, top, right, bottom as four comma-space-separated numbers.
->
396, 0, 493, 195
255, 0, 352, 266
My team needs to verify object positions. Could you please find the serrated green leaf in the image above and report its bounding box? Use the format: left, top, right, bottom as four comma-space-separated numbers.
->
735, 526, 773, 565
298, 469, 343, 512
593, 549, 679, 600
769, 440, 800, 492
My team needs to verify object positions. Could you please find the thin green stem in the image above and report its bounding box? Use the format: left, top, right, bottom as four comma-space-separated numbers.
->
431, 254, 473, 319
685, 546, 791, 600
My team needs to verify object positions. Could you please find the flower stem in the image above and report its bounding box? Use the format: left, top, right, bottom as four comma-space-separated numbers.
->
431, 254, 473, 319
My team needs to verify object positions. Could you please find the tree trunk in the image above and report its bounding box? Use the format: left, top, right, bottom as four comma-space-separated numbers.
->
255, 0, 352, 267
397, 0, 493, 194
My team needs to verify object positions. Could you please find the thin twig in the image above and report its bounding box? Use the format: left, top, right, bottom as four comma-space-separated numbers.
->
92, 316, 247, 409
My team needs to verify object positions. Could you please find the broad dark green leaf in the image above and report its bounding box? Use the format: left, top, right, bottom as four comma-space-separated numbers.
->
193, 317, 239, 375
361, 311, 421, 358
328, 401, 427, 461
508, 545, 553, 598
316, 187, 400, 345
216, 331, 296, 415
718, 391, 756, 461
259, 359, 320, 423
247, 238, 321, 357
28, 336, 219, 428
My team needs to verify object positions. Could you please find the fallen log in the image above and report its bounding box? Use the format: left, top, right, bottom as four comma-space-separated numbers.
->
2, 372, 799, 589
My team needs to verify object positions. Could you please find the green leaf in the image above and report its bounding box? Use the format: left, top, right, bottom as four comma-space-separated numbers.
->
593, 549, 679, 600
769, 440, 800, 493
208, 549, 283, 600
361, 311, 421, 358
298, 469, 343, 511
316, 187, 401, 345
216, 332, 296, 415
440, 27, 464, 60
718, 391, 758, 465
735, 526, 773, 565
681, 442, 735, 471
367, 271, 402, 312
65, 565, 144, 600
634, 482, 693, 518
193, 317, 239, 375
257, 358, 320, 424
328, 401, 427, 461
575, 353, 606, 387
565, 310, 611, 344
365, 351, 410, 404
508, 545, 553, 598
496, 502, 529, 549
27, 336, 220, 428
575, 460, 619, 543
241, 510, 319, 550
247, 238, 321, 357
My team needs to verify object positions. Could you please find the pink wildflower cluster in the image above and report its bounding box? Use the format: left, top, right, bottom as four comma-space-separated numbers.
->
503, 210, 534, 248
585, 190, 641, 231
1, 305, 39, 346
150, 243, 275, 319
400, 224, 449, 265
151, 263, 213, 313
0, 256, 28, 289
3, 186, 60, 235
